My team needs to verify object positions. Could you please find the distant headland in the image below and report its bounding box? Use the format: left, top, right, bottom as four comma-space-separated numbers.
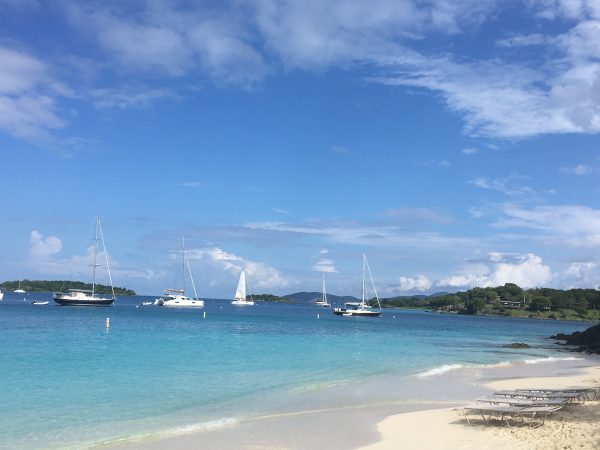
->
0, 280, 136, 296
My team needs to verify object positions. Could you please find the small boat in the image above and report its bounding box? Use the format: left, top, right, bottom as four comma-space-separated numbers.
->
315, 274, 331, 307
231, 271, 254, 305
14, 281, 26, 294
32, 301, 49, 305
155, 238, 204, 308
53, 216, 116, 307
141, 301, 153, 306
0, 290, 3, 301
333, 254, 382, 317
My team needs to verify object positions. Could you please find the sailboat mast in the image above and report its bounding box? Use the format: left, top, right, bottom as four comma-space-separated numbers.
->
181, 236, 186, 295
92, 215, 99, 297
322, 273, 326, 302
361, 254, 366, 304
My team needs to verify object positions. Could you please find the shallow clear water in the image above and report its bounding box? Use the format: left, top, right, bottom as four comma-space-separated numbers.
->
0, 292, 592, 449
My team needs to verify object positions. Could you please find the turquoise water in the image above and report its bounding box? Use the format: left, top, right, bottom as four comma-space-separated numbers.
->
0, 292, 593, 449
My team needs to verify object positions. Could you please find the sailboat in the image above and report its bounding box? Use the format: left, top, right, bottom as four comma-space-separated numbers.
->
155, 238, 204, 308
231, 271, 254, 305
315, 274, 331, 307
0, 290, 3, 301
53, 216, 116, 307
333, 254, 382, 317
14, 281, 26, 294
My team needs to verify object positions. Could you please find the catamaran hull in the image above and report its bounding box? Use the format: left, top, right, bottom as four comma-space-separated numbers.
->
231, 300, 254, 305
53, 296, 114, 306
161, 299, 204, 308
333, 309, 381, 317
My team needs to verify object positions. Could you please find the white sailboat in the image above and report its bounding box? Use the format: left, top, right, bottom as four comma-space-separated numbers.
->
155, 238, 204, 308
14, 281, 25, 294
333, 254, 382, 317
53, 216, 116, 307
231, 271, 254, 305
0, 290, 3, 301
315, 274, 331, 307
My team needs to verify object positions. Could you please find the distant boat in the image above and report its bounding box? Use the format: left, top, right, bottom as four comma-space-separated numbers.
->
231, 271, 254, 306
53, 216, 116, 307
155, 238, 204, 308
32, 301, 48, 306
315, 274, 331, 307
333, 254, 382, 317
141, 301, 153, 306
0, 290, 3, 301
14, 281, 25, 294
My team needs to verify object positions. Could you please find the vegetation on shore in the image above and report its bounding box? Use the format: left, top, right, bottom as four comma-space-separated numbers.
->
251, 293, 293, 302
0, 280, 136, 296
380, 283, 600, 321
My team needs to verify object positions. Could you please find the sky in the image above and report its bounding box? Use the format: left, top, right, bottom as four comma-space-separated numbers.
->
2, 0, 600, 297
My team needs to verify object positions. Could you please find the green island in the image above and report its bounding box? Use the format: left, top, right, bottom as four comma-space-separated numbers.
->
251, 293, 293, 303
0, 280, 136, 296
379, 283, 600, 321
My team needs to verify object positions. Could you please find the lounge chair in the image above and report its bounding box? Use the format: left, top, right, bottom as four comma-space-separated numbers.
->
461, 404, 562, 428
511, 387, 599, 401
492, 390, 583, 402
476, 396, 568, 407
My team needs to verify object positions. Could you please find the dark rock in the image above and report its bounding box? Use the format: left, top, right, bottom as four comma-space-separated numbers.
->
502, 342, 531, 349
549, 323, 600, 354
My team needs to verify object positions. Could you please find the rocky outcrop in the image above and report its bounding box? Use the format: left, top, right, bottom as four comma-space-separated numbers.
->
550, 323, 600, 354
502, 342, 531, 349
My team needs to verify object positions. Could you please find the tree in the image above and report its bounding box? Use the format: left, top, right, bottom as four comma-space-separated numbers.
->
529, 295, 550, 311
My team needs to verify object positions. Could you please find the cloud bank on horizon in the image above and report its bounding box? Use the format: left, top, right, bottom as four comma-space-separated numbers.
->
2, 0, 600, 296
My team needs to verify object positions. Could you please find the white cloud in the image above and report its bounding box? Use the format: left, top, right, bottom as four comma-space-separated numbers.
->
189, 247, 291, 291
496, 33, 546, 48
495, 204, 600, 246
561, 261, 600, 288
28, 230, 62, 260
437, 252, 552, 288
559, 164, 594, 175
179, 181, 201, 188
469, 174, 534, 196
393, 275, 433, 292
462, 147, 478, 154
90, 87, 177, 109
272, 207, 290, 215
312, 248, 337, 272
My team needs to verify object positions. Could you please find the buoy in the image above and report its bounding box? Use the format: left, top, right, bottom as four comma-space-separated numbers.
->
203, 311, 206, 319
317, 314, 320, 319
105, 317, 110, 329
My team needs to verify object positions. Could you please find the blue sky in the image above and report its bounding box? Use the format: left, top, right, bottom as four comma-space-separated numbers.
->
2, 0, 600, 297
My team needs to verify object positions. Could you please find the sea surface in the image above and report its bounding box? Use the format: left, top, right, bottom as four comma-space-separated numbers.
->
0, 291, 594, 449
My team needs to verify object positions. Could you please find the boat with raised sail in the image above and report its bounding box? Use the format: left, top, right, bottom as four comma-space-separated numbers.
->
154, 238, 204, 308
53, 216, 116, 307
0, 290, 3, 301
315, 274, 331, 307
333, 254, 381, 317
231, 271, 254, 305
14, 281, 26, 294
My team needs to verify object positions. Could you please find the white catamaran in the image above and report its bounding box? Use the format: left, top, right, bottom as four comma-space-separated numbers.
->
315, 274, 331, 307
333, 254, 382, 317
231, 271, 254, 305
155, 238, 204, 308
53, 216, 116, 307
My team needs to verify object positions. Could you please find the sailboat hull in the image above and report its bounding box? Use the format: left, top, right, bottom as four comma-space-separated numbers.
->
53, 294, 114, 307
333, 308, 381, 317
231, 300, 254, 305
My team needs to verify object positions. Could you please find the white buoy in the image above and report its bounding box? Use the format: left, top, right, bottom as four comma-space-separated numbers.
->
105, 317, 110, 329
203, 311, 206, 319
317, 314, 320, 319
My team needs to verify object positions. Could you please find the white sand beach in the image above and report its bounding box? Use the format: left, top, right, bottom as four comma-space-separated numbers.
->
106, 358, 600, 450
361, 364, 600, 450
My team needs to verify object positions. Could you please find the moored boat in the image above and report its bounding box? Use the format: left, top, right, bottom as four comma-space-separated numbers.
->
53, 216, 116, 307
315, 274, 331, 307
231, 271, 254, 305
333, 254, 382, 317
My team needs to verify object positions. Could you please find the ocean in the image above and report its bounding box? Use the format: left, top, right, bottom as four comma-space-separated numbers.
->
0, 291, 593, 449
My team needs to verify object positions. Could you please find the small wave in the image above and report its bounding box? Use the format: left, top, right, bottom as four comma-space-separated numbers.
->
163, 417, 238, 436
522, 356, 582, 365
290, 379, 351, 393
416, 364, 464, 378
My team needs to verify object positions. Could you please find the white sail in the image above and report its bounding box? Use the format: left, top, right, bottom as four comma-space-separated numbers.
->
234, 271, 246, 300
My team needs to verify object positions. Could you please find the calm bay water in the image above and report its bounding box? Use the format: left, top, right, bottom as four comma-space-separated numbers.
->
0, 291, 593, 449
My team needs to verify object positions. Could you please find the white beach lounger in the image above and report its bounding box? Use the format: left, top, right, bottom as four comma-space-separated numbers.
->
492, 390, 583, 402
462, 404, 562, 428
513, 387, 599, 401
476, 396, 568, 407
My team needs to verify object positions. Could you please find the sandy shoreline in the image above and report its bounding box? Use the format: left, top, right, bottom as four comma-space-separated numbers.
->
361, 363, 600, 450
103, 357, 600, 450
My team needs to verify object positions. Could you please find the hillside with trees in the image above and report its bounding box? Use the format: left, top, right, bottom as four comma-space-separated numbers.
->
0, 280, 135, 296
380, 283, 600, 321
